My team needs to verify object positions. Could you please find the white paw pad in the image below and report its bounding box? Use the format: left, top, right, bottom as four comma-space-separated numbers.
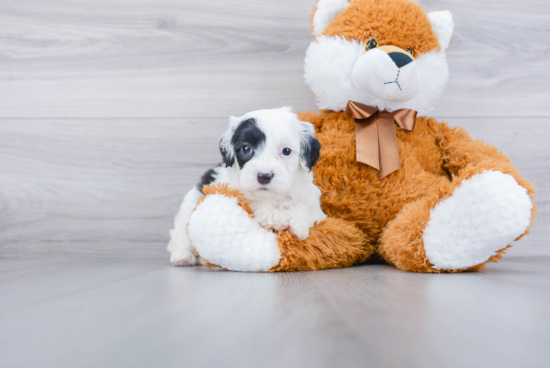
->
423, 171, 532, 270
170, 249, 197, 267
287, 218, 310, 240
255, 209, 289, 231
188, 194, 281, 272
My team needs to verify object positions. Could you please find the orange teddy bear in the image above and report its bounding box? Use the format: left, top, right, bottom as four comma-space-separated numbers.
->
185, 0, 536, 273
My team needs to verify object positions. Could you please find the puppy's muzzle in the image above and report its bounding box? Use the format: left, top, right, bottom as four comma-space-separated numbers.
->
257, 172, 273, 185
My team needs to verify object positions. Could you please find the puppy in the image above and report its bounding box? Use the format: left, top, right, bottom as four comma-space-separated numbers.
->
168, 106, 327, 266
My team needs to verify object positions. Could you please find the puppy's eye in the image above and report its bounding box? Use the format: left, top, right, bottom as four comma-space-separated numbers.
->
282, 148, 291, 156
242, 145, 253, 155
406, 48, 414, 56
367, 39, 378, 50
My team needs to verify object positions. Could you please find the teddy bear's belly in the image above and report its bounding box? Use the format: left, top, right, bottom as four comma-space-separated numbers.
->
313, 120, 446, 242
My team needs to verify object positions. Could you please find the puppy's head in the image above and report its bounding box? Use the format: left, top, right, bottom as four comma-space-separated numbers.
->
219, 107, 320, 197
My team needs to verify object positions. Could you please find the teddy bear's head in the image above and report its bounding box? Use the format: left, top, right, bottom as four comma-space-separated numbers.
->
304, 0, 454, 115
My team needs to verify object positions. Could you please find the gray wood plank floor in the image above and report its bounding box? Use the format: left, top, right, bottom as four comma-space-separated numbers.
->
1, 257, 549, 368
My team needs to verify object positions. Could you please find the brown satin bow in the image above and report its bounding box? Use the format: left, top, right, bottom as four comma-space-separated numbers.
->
345, 101, 417, 178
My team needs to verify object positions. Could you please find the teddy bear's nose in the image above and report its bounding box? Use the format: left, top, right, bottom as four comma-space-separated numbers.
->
388, 52, 413, 68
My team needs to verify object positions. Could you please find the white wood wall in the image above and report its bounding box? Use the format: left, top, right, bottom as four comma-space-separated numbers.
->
0, 0, 548, 258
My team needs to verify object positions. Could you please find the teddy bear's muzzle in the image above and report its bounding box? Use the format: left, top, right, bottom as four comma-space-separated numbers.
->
352, 45, 421, 103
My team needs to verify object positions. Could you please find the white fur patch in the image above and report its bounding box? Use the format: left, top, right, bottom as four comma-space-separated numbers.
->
313, 0, 351, 36
304, 36, 449, 115
305, 36, 367, 111
428, 11, 454, 51
423, 171, 533, 270
188, 194, 281, 272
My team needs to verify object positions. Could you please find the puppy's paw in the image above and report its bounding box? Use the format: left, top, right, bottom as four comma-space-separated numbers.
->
287, 218, 311, 240
170, 249, 197, 267
255, 209, 289, 231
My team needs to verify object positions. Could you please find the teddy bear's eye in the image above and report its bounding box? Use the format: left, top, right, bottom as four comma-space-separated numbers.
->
406, 48, 414, 56
367, 39, 378, 50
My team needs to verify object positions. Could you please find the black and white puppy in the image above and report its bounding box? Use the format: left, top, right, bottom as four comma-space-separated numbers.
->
168, 107, 326, 266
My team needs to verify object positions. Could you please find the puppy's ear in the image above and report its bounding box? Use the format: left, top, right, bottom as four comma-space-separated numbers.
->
219, 116, 240, 167
299, 121, 321, 171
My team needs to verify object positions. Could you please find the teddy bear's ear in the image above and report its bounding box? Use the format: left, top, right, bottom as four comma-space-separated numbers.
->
312, 0, 351, 36
427, 10, 454, 51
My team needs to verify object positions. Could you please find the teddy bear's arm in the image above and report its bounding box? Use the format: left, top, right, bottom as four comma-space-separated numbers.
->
188, 183, 374, 272
271, 217, 374, 272
431, 120, 536, 206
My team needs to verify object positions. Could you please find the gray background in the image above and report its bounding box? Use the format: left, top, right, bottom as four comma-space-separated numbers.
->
1, 0, 548, 259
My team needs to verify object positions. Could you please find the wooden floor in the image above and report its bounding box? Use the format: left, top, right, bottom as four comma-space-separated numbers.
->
1, 257, 549, 368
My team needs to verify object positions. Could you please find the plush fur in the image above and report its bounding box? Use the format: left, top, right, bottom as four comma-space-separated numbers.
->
190, 183, 373, 272
186, 0, 536, 273
272, 218, 374, 272
189, 189, 280, 272
304, 35, 450, 114
305, 0, 451, 114
305, 111, 535, 273
312, 0, 351, 36
422, 171, 532, 270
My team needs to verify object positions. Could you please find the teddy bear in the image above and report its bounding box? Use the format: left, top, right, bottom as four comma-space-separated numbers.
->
185, 0, 536, 273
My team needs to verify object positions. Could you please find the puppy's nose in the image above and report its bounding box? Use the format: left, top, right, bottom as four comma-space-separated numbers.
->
257, 172, 273, 185
388, 52, 413, 68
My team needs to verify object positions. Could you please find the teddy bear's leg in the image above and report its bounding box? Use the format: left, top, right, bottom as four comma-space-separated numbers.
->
379, 171, 533, 273
434, 121, 537, 238
432, 121, 536, 209
188, 184, 372, 272
379, 123, 535, 272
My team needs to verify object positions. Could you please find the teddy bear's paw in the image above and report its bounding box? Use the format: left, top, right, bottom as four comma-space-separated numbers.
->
188, 194, 281, 272
170, 249, 197, 267
423, 171, 533, 270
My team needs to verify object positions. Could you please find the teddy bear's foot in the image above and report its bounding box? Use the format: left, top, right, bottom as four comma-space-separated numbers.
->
380, 170, 533, 273
423, 171, 533, 270
188, 192, 281, 272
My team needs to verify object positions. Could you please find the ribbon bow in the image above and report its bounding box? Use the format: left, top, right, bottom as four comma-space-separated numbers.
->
345, 101, 417, 178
